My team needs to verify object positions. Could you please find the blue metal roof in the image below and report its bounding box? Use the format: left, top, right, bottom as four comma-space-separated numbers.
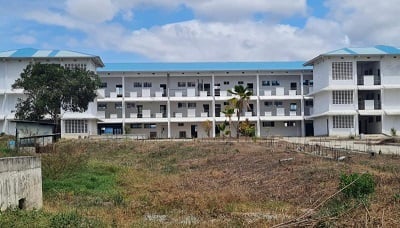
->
324, 45, 400, 55
305, 45, 400, 66
0, 48, 104, 66
98, 61, 312, 72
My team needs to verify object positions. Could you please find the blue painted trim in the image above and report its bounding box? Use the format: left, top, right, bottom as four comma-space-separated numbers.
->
48, 50, 59, 57
10, 48, 37, 57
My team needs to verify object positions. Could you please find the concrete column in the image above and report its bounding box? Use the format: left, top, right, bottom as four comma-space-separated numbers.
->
300, 73, 305, 137
256, 73, 261, 137
211, 74, 216, 138
167, 73, 171, 138
122, 76, 126, 134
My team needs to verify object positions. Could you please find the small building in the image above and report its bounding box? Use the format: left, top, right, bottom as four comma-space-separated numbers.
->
12, 120, 56, 147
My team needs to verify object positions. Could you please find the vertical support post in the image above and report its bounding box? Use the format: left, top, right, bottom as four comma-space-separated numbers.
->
300, 73, 305, 137
122, 76, 126, 134
167, 73, 171, 138
256, 73, 261, 137
211, 74, 216, 138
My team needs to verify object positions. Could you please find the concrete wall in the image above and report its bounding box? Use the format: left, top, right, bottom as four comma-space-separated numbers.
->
0, 156, 42, 211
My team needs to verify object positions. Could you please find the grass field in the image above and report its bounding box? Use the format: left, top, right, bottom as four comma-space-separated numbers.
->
1, 138, 400, 227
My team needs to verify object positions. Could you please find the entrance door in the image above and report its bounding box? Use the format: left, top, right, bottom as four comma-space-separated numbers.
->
248, 104, 254, 116
160, 84, 167, 97
203, 104, 210, 117
247, 83, 254, 93
191, 125, 198, 138
204, 83, 211, 96
137, 105, 143, 118
215, 104, 221, 117
305, 123, 314, 136
160, 105, 167, 118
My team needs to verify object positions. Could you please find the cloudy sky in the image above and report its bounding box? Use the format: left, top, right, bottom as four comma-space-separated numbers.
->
1, 0, 399, 63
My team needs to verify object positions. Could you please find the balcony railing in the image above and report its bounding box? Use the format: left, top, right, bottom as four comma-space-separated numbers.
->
357, 75, 381, 86
261, 88, 298, 96
358, 100, 381, 110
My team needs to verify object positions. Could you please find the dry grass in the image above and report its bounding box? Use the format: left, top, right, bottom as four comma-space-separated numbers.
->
3, 139, 400, 227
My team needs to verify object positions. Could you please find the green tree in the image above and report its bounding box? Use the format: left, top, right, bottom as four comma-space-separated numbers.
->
222, 106, 234, 138
227, 85, 253, 138
12, 63, 101, 132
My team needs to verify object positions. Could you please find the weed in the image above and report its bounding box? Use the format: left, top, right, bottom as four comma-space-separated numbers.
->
339, 172, 375, 199
50, 211, 104, 227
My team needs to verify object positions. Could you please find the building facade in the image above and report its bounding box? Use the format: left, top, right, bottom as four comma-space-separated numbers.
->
0, 45, 400, 138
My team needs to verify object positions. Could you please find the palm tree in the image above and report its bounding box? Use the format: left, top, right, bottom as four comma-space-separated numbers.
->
222, 106, 234, 138
227, 85, 253, 138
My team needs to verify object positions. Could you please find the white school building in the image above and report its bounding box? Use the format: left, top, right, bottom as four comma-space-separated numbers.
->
0, 45, 399, 138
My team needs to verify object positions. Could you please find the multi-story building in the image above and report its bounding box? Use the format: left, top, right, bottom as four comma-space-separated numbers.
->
96, 62, 313, 138
0, 48, 103, 137
0, 45, 400, 138
306, 45, 400, 136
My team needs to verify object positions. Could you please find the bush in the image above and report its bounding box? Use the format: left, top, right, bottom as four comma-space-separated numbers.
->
391, 127, 397, 136
339, 172, 375, 199
50, 211, 104, 227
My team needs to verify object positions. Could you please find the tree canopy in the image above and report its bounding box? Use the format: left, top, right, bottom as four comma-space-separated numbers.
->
12, 62, 101, 123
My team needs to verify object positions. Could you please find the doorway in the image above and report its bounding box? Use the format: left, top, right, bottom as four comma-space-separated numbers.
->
160, 84, 167, 97
191, 125, 198, 138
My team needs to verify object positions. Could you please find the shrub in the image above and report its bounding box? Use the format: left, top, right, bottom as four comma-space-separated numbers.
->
391, 127, 397, 136
339, 173, 375, 199
50, 211, 104, 227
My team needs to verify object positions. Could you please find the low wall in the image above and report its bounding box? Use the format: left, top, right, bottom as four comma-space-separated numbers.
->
0, 156, 42, 211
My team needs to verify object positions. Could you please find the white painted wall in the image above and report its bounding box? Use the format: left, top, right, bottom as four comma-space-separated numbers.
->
260, 121, 302, 137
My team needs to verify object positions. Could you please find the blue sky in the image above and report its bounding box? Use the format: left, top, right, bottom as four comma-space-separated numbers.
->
1, 0, 399, 63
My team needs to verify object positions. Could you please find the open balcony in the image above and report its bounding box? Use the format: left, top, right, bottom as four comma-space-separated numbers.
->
357, 75, 381, 86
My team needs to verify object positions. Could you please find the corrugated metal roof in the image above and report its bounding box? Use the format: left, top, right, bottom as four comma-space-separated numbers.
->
0, 48, 104, 67
98, 61, 312, 72
305, 45, 400, 66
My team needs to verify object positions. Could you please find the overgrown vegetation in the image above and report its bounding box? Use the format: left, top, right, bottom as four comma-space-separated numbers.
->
1, 140, 400, 227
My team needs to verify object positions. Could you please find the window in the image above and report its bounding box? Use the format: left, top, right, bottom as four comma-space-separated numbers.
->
271, 80, 280, 86
332, 62, 353, 80
187, 82, 196, 87
188, 102, 196, 108
115, 103, 123, 109
133, 82, 142, 88
303, 80, 309, 85
223, 81, 229, 85
143, 82, 152, 87
224, 102, 229, 106
264, 101, 272, 106
126, 103, 135, 108
100, 82, 107, 88
65, 120, 88, 133
332, 91, 353, 104
144, 123, 156, 129
290, 82, 297, 90
97, 103, 107, 110
178, 102, 186, 108
333, 116, 354, 128
178, 82, 186, 87
274, 101, 283, 107
131, 123, 142, 129
238, 81, 244, 84
284, 121, 295, 127
178, 123, 184, 126
262, 121, 275, 127
376, 116, 381, 122
290, 103, 297, 111
179, 131, 186, 138
262, 80, 270, 86
65, 63, 87, 70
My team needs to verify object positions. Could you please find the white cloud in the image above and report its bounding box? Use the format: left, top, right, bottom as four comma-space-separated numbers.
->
325, 0, 400, 46
97, 20, 347, 61
185, 0, 307, 21
65, 0, 118, 23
